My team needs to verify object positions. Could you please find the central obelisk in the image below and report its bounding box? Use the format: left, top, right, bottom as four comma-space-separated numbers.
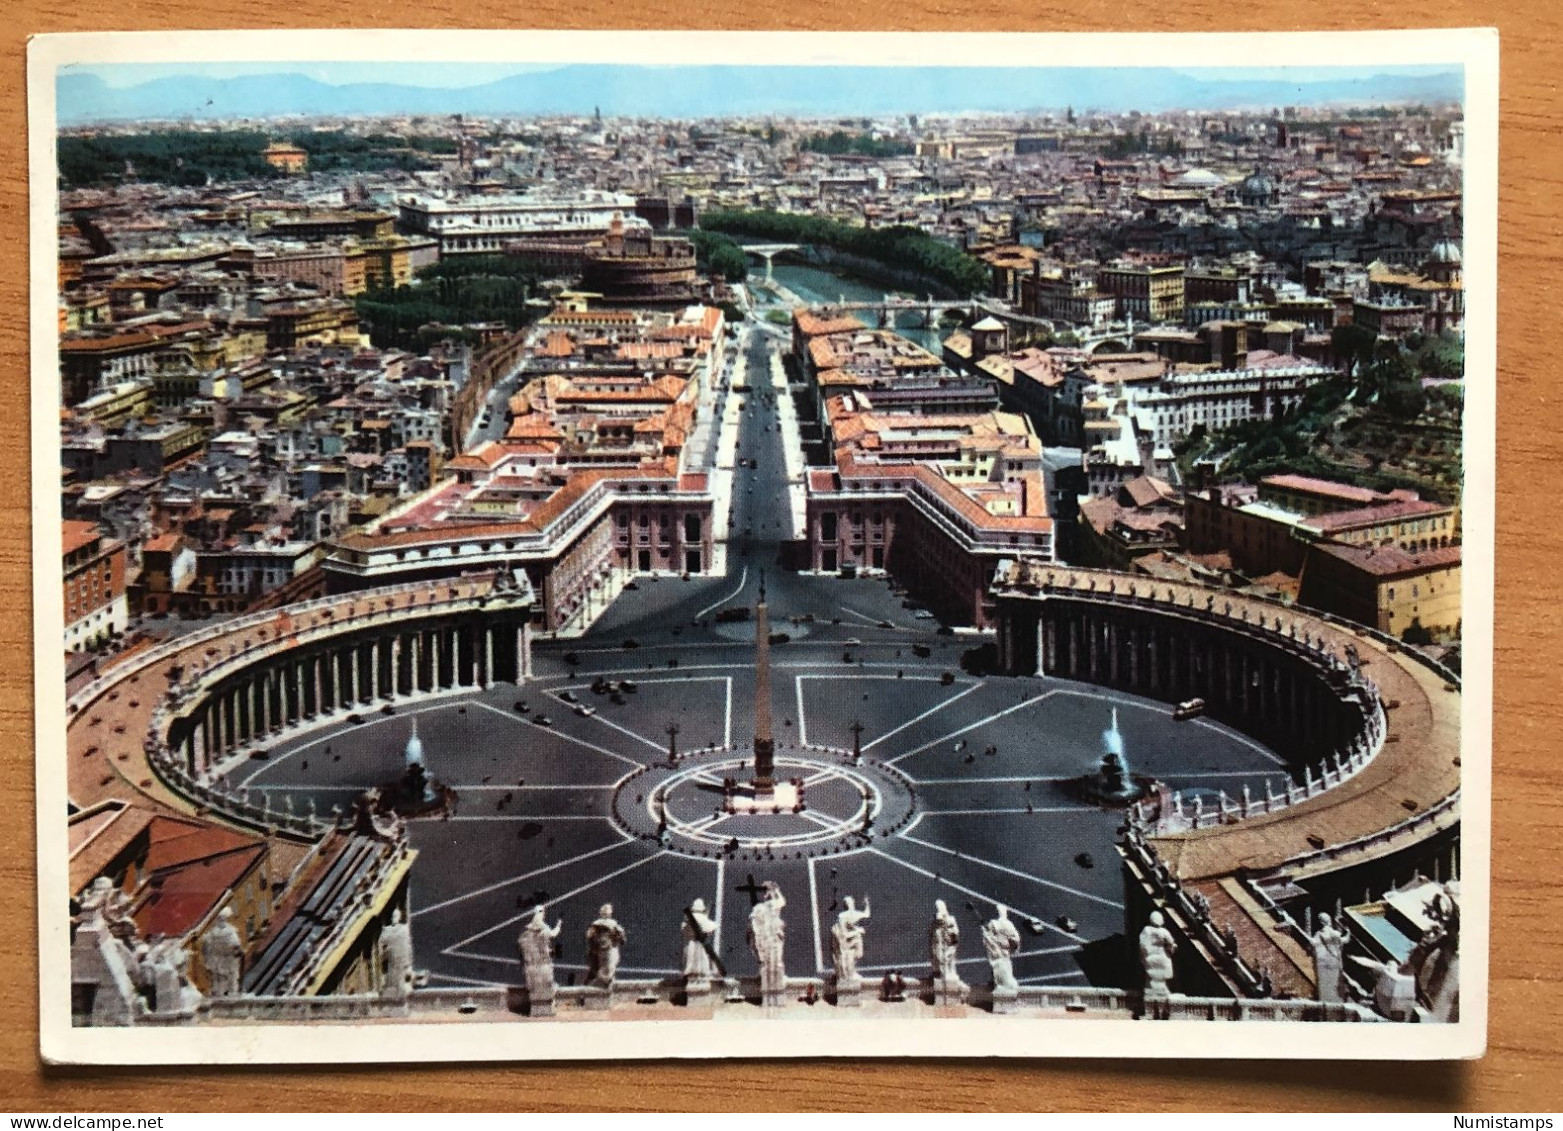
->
751, 575, 776, 799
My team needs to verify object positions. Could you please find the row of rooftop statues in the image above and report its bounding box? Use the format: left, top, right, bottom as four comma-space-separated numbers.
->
515, 887, 1038, 1011
513, 878, 1458, 1022
75, 872, 1457, 1023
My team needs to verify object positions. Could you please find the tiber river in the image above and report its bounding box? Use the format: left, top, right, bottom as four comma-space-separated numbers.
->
753, 259, 947, 353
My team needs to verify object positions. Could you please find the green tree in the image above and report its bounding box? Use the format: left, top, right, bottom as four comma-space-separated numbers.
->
354, 256, 539, 351
699, 209, 988, 297
1331, 323, 1378, 378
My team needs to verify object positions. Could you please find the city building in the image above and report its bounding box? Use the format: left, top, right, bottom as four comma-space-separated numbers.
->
1097, 263, 1186, 324
1075, 475, 1184, 571
1184, 474, 1460, 638
397, 190, 647, 257
63, 519, 127, 652
1298, 542, 1462, 639
806, 394, 1053, 626
261, 141, 308, 175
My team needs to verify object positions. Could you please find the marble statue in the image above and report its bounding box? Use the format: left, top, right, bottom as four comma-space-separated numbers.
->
1139, 910, 1177, 997
982, 905, 1023, 994
146, 937, 203, 1015
830, 896, 871, 986
1310, 912, 1347, 1004
201, 906, 245, 998
929, 899, 964, 990
1414, 882, 1461, 1023
682, 898, 720, 982
585, 903, 627, 988
79, 876, 137, 942
70, 883, 143, 1025
381, 908, 414, 1003
747, 880, 787, 1004
518, 905, 562, 1006
1351, 956, 1418, 1021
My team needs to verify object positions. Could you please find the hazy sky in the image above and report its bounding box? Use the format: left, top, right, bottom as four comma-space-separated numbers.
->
64, 62, 563, 89
63, 61, 1461, 91
54, 60, 1463, 124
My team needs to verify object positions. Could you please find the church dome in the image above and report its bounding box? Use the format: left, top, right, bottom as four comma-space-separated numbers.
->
1427, 239, 1462, 266
1238, 170, 1278, 204
1171, 167, 1226, 189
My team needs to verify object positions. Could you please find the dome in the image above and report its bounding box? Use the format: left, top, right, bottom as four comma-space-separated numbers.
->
1238, 170, 1277, 202
1427, 239, 1462, 266
1171, 167, 1226, 189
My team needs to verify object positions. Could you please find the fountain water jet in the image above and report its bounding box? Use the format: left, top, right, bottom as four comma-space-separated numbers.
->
1066, 707, 1150, 807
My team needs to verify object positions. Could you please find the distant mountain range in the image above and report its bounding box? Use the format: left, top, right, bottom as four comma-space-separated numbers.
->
56, 65, 1463, 126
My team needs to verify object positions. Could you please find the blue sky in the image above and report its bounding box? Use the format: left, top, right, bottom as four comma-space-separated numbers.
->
63, 62, 563, 89
64, 60, 1462, 91
54, 60, 1463, 123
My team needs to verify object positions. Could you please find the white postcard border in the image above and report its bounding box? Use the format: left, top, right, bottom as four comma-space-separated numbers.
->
28, 27, 1498, 1065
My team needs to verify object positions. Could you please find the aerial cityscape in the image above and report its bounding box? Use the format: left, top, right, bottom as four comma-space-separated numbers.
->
49, 52, 1471, 1048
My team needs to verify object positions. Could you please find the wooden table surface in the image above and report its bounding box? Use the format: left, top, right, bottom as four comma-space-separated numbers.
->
3, 1, 1559, 1113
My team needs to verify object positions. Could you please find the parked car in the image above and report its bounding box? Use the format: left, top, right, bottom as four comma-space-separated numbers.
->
533, 715, 553, 727
560, 690, 579, 704
513, 701, 530, 714
574, 705, 597, 718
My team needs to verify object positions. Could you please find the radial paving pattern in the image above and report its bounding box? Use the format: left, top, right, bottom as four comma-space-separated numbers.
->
240, 617, 1287, 994
237, 328, 1296, 998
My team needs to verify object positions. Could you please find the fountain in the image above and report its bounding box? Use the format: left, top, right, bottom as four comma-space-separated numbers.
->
377, 717, 456, 818
1065, 708, 1150, 807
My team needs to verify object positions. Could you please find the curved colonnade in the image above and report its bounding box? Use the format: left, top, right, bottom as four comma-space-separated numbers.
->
66, 560, 1462, 1019
67, 572, 535, 843
990, 560, 1461, 879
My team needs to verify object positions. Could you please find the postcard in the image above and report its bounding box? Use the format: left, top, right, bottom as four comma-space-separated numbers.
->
29, 28, 1496, 1064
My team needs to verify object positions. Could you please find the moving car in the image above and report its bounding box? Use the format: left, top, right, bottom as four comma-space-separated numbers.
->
1173, 698, 1207, 721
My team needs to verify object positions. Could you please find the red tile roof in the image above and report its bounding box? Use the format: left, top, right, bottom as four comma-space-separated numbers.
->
1305, 499, 1452, 533
63, 519, 104, 556
1313, 541, 1462, 577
